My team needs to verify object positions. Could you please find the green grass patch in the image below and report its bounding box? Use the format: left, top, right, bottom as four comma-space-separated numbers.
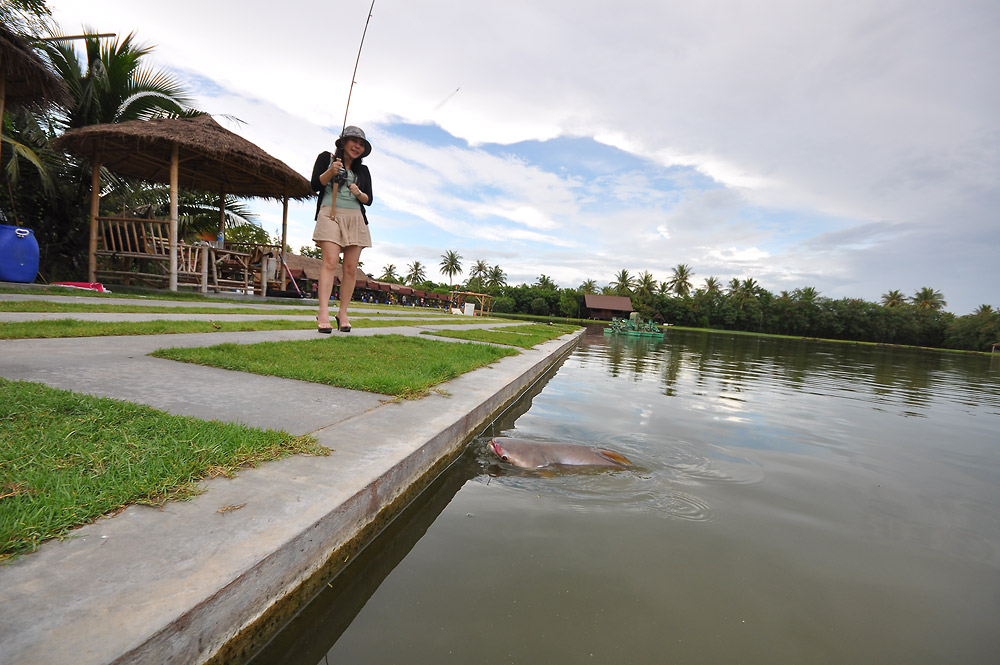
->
0, 378, 327, 560
150, 334, 520, 398
0, 301, 457, 317
0, 318, 315, 339
422, 323, 580, 348
0, 316, 500, 340
0, 301, 318, 315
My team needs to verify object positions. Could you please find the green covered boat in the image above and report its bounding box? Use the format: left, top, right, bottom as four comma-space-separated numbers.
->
604, 313, 665, 338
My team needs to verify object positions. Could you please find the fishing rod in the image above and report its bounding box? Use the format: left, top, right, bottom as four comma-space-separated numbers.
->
342, 0, 377, 135
331, 0, 376, 198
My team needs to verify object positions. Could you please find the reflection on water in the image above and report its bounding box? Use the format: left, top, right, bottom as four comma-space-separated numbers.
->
250, 327, 1000, 665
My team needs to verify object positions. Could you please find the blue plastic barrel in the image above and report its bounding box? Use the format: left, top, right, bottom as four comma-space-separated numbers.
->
0, 224, 40, 283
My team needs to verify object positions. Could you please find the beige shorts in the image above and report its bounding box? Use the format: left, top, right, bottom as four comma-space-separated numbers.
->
312, 206, 371, 248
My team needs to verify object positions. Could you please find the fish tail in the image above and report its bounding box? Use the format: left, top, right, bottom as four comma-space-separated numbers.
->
598, 450, 633, 466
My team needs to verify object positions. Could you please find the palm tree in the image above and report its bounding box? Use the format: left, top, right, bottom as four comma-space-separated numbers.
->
440, 250, 463, 286
793, 286, 820, 304
635, 271, 657, 298
668, 264, 694, 296
611, 269, 635, 296
1, 1, 52, 38
578, 279, 598, 294
1, 109, 57, 197
469, 260, 490, 281
881, 290, 907, 308
973, 304, 995, 316
911, 287, 946, 311
703, 276, 722, 294
726, 278, 742, 296
379, 264, 399, 281
2, 28, 198, 279
535, 274, 557, 290
44, 32, 193, 130
741, 278, 760, 294
733, 278, 760, 310
405, 260, 426, 285
486, 265, 506, 289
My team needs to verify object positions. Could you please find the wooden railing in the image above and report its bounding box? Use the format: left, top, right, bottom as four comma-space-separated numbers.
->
93, 217, 209, 291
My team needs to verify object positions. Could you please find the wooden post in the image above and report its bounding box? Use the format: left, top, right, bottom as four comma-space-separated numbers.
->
200, 245, 208, 294
169, 143, 179, 291
88, 152, 102, 282
280, 193, 289, 290
217, 189, 226, 246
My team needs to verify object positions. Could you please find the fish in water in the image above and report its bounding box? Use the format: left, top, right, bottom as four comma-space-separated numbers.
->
489, 437, 633, 470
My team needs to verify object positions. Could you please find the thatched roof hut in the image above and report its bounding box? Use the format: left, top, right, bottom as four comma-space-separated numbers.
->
52, 114, 313, 290
1, 25, 73, 172
52, 114, 311, 199
0, 24, 72, 111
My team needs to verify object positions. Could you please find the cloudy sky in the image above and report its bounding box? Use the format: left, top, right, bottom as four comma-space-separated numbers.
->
50, 0, 998, 314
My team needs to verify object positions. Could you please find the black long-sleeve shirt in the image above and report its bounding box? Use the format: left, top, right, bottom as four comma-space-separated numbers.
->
310, 151, 373, 223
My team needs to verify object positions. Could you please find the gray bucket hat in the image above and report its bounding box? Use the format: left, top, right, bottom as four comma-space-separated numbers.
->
336, 126, 372, 158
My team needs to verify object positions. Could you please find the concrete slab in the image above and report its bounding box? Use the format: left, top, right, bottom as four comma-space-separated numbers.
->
0, 301, 582, 665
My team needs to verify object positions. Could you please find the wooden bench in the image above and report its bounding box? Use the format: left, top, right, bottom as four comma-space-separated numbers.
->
94, 217, 208, 291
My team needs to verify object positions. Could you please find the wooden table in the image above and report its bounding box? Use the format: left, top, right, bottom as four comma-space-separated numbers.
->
209, 245, 253, 293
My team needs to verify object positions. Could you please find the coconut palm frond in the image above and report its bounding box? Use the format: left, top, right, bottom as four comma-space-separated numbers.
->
1, 135, 55, 195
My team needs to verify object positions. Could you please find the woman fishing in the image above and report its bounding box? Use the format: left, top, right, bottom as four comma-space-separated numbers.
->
310, 126, 373, 333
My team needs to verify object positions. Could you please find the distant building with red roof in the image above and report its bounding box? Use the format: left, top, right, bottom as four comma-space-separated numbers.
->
584, 294, 633, 320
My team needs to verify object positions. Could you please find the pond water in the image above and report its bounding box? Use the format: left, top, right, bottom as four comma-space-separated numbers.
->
250, 327, 1000, 665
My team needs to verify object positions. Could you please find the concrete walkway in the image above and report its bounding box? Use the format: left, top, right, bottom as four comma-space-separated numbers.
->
0, 293, 583, 665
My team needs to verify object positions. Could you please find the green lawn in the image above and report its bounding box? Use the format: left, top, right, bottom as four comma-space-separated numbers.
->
0, 315, 497, 339
0, 293, 550, 559
0, 378, 327, 560
151, 334, 521, 398
0, 301, 318, 314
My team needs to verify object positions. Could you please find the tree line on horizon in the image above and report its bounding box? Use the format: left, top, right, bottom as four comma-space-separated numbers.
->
374, 254, 999, 353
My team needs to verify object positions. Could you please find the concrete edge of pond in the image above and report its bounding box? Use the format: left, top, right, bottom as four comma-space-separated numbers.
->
0, 326, 584, 665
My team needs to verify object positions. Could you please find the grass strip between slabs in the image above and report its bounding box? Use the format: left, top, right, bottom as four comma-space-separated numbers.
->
0, 301, 319, 315
0, 301, 463, 317
151, 334, 520, 398
0, 316, 490, 339
0, 378, 327, 560
422, 323, 580, 348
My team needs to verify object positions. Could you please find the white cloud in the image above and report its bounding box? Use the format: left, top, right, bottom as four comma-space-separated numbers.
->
49, 0, 1000, 314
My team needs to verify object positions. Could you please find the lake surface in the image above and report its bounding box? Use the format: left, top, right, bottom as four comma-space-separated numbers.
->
250, 327, 1000, 665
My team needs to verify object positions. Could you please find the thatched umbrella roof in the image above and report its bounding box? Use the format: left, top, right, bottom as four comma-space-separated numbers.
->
0, 24, 73, 110
53, 114, 313, 290
52, 114, 312, 199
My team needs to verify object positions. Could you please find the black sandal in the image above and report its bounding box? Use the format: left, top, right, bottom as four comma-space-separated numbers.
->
336, 315, 351, 333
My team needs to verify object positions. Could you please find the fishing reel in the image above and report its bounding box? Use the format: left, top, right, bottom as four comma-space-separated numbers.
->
333, 167, 349, 186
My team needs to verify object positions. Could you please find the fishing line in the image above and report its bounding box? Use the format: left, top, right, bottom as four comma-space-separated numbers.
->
475, 341, 576, 441
432, 86, 461, 111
